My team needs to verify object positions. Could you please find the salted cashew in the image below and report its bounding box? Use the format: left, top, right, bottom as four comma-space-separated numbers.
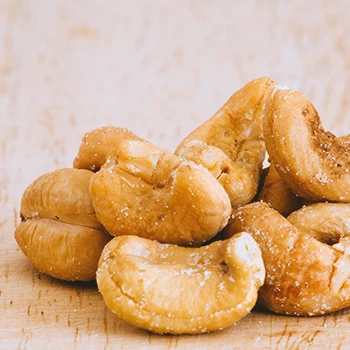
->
15, 168, 111, 281
263, 88, 350, 202
224, 202, 350, 316
175, 77, 276, 208
96, 233, 265, 334
288, 203, 350, 247
90, 139, 231, 246
73, 126, 141, 172
257, 164, 305, 216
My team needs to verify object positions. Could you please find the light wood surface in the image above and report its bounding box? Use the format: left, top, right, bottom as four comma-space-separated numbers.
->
1, 1, 350, 349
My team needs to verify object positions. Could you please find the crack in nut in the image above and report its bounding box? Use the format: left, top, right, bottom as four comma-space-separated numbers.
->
224, 202, 350, 316
96, 233, 265, 334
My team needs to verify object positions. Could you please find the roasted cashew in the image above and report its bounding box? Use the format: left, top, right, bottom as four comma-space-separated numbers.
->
288, 203, 350, 246
15, 168, 111, 281
90, 139, 231, 245
224, 202, 350, 315
257, 164, 305, 216
96, 233, 265, 334
73, 126, 141, 172
263, 89, 350, 202
176, 77, 276, 208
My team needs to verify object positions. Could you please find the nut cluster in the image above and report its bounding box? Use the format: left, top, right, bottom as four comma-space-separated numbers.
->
15, 77, 350, 334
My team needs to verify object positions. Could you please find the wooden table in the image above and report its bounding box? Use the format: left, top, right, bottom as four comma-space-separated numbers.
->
1, 1, 350, 348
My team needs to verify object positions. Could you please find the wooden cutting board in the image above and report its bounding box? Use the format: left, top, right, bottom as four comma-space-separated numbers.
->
1, 1, 350, 348
2, 239, 350, 349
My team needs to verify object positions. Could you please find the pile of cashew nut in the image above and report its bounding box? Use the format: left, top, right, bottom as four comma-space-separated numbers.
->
15, 77, 350, 334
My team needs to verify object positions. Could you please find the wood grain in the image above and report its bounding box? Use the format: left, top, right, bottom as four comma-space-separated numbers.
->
1, 0, 350, 348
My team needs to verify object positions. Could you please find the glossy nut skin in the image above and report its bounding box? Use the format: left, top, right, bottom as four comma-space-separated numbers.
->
96, 233, 265, 334
263, 89, 350, 202
90, 139, 231, 246
20, 168, 103, 229
15, 168, 111, 281
224, 202, 350, 316
176, 77, 276, 208
73, 126, 141, 172
257, 164, 305, 216
16, 219, 111, 281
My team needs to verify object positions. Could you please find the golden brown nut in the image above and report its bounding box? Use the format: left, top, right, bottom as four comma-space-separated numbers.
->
224, 202, 350, 316
263, 89, 350, 202
73, 126, 141, 172
257, 164, 305, 216
15, 168, 111, 281
97, 233, 265, 334
175, 77, 276, 208
20, 168, 103, 229
90, 139, 231, 246
16, 219, 111, 281
287, 203, 350, 245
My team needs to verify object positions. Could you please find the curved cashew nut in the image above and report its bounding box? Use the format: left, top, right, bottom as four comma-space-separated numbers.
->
15, 168, 111, 281
97, 233, 265, 334
73, 126, 141, 172
90, 139, 231, 245
263, 89, 350, 202
176, 77, 276, 208
257, 164, 305, 216
224, 202, 350, 316
288, 203, 350, 246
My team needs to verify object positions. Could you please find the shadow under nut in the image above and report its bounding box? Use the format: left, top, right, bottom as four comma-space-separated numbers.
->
263, 89, 350, 202
15, 219, 111, 281
224, 202, 350, 316
96, 233, 265, 334
90, 140, 231, 246
176, 77, 276, 208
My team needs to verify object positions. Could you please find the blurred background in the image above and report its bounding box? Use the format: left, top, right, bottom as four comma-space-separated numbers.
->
1, 0, 350, 232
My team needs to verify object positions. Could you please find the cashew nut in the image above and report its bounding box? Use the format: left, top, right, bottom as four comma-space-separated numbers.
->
15, 168, 111, 281
90, 139, 231, 245
176, 77, 276, 208
263, 89, 350, 202
73, 126, 141, 172
288, 203, 350, 246
224, 202, 350, 315
96, 233, 265, 334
